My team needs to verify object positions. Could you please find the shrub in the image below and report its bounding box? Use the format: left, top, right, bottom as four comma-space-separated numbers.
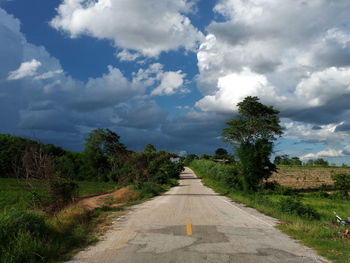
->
332, 173, 350, 190
0, 210, 49, 263
50, 178, 78, 211
190, 159, 241, 190
138, 183, 164, 199
278, 197, 320, 220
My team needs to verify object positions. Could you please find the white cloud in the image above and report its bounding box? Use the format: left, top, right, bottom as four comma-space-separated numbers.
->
50, 0, 203, 57
283, 121, 349, 146
300, 145, 350, 160
151, 71, 186, 96
7, 59, 42, 80
195, 0, 350, 120
196, 67, 286, 113
295, 67, 350, 107
116, 49, 142, 62
34, 70, 63, 80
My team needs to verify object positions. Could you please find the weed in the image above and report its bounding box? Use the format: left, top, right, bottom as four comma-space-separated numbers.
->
278, 197, 321, 220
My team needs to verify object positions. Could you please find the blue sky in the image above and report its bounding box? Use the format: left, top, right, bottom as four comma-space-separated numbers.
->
1, 0, 350, 164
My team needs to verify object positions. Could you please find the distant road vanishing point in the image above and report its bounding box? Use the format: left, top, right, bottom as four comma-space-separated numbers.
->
68, 167, 327, 263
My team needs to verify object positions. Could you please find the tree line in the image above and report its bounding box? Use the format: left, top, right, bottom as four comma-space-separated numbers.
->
0, 130, 182, 183
273, 155, 330, 166
0, 129, 183, 212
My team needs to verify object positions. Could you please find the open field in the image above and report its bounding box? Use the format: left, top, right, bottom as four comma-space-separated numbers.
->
271, 166, 350, 189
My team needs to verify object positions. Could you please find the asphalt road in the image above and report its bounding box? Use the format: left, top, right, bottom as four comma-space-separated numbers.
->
69, 167, 327, 263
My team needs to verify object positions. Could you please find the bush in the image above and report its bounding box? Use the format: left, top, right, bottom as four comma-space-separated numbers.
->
50, 178, 78, 210
278, 197, 320, 220
332, 173, 350, 190
0, 210, 49, 263
138, 183, 164, 199
190, 160, 240, 190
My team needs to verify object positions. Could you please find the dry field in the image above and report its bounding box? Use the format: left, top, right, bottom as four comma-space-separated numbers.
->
270, 166, 350, 189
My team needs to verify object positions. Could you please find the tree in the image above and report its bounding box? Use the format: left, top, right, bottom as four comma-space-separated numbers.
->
144, 144, 157, 153
215, 148, 228, 159
222, 96, 283, 192
314, 158, 328, 166
83, 128, 127, 181
200, 153, 211, 160
274, 155, 301, 165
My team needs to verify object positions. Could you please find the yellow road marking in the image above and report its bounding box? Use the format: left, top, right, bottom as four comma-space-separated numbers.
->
186, 223, 193, 235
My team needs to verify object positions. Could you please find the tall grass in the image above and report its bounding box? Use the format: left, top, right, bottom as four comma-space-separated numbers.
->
0, 176, 178, 263
190, 160, 350, 263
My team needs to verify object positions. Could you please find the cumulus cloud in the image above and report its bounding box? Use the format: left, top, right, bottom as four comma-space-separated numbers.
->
34, 70, 63, 80
7, 59, 42, 80
195, 0, 350, 125
69, 66, 142, 112
196, 67, 285, 113
114, 101, 166, 129
300, 146, 350, 160
295, 67, 350, 107
151, 71, 186, 96
1, 8, 207, 154
116, 50, 142, 62
283, 121, 349, 146
50, 0, 203, 57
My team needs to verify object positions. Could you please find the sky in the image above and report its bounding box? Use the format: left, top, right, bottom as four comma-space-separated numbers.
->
1, 0, 350, 164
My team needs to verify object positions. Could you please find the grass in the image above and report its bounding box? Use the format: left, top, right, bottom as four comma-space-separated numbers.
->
75, 181, 117, 197
0, 177, 177, 263
0, 178, 117, 212
190, 160, 350, 263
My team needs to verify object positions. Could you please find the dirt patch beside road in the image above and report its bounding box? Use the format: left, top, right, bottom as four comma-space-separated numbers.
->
76, 187, 138, 210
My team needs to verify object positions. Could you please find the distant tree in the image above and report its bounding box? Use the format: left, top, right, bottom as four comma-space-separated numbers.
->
291, 157, 302, 166
215, 148, 228, 159
314, 158, 329, 166
200, 154, 211, 160
222, 96, 283, 192
184, 154, 198, 165
305, 159, 314, 166
144, 144, 157, 153
274, 155, 282, 165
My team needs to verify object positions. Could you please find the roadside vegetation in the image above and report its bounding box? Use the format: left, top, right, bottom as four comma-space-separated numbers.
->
190, 160, 350, 262
0, 130, 183, 263
187, 96, 350, 262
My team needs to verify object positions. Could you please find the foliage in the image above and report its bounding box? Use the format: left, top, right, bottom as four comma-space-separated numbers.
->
214, 148, 228, 159
278, 197, 320, 220
183, 154, 199, 166
144, 144, 156, 153
274, 155, 302, 165
82, 128, 127, 181
200, 154, 211, 160
0, 134, 66, 178
190, 160, 240, 190
222, 96, 283, 145
190, 161, 350, 262
332, 173, 350, 190
222, 96, 282, 192
305, 158, 329, 167
331, 173, 350, 199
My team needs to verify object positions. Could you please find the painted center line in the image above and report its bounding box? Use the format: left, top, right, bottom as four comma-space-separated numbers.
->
186, 223, 193, 235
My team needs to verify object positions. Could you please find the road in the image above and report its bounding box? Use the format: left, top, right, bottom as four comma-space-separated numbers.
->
69, 167, 327, 263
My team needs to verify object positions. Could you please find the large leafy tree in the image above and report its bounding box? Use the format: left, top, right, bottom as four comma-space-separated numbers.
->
83, 128, 127, 181
222, 96, 283, 192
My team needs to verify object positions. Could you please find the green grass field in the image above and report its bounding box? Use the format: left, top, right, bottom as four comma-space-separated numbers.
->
190, 160, 350, 263
0, 178, 117, 212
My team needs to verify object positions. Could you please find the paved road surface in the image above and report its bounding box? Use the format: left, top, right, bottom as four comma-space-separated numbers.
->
69, 167, 327, 263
